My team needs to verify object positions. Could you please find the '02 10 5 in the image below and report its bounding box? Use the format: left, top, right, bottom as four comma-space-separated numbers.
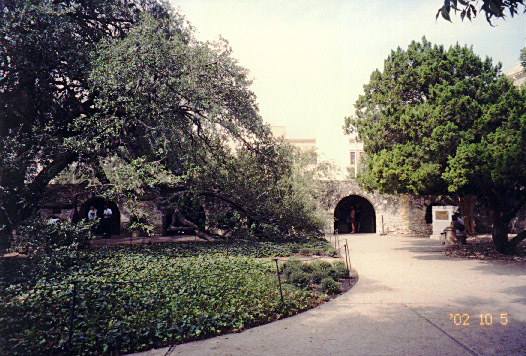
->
449, 313, 509, 326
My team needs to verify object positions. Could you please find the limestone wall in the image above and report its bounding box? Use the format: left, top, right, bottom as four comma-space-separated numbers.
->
327, 181, 434, 237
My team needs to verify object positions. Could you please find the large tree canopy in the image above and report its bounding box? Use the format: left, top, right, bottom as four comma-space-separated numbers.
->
345, 38, 526, 254
0, 1, 325, 247
1, 0, 169, 243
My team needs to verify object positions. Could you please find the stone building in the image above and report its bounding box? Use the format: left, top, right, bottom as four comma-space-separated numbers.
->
504, 63, 525, 87
326, 180, 526, 237
39, 183, 165, 236
348, 134, 365, 178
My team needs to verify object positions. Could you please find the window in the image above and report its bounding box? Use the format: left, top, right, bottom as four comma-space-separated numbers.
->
350, 152, 356, 165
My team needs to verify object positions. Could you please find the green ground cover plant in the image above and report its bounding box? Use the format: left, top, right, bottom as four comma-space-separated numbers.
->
280, 258, 350, 295
90, 237, 338, 259
1, 239, 337, 355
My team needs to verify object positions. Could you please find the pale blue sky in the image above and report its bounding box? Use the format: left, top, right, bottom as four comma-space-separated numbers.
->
172, 0, 525, 172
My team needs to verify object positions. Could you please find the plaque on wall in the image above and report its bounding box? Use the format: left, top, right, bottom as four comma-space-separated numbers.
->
435, 211, 449, 220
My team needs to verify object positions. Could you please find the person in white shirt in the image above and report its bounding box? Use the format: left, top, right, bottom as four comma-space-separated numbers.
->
103, 205, 112, 237
88, 206, 97, 237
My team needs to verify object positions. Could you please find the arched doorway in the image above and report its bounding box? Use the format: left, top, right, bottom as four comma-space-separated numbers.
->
79, 197, 121, 235
334, 195, 376, 233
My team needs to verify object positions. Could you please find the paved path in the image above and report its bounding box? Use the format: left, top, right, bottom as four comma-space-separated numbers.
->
132, 234, 526, 356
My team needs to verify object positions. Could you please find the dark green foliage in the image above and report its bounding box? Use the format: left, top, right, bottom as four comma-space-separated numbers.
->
288, 270, 310, 287
311, 269, 330, 284
436, 0, 525, 25
0, 0, 325, 249
346, 38, 526, 254
1, 248, 323, 355
300, 263, 315, 274
282, 258, 349, 286
7, 219, 91, 283
320, 277, 342, 295
95, 238, 334, 259
312, 260, 332, 272
330, 261, 349, 279
310, 261, 332, 283
281, 258, 303, 277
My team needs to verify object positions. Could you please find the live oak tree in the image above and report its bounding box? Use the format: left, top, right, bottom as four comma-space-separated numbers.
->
436, 0, 525, 24
84, 14, 324, 239
345, 38, 526, 254
0, 1, 324, 247
0, 0, 172, 247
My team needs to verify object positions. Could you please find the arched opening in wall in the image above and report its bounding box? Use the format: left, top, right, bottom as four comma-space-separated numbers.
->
425, 204, 441, 224
334, 195, 376, 233
79, 198, 121, 236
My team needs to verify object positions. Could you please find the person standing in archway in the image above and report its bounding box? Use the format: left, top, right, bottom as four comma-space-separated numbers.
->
349, 206, 356, 233
103, 204, 112, 238
355, 203, 362, 233
88, 206, 97, 237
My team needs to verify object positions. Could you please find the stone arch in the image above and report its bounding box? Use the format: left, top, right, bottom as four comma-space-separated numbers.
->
425, 203, 441, 224
79, 197, 121, 235
334, 195, 376, 233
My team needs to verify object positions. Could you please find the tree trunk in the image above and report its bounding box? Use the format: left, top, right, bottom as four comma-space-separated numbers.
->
459, 195, 476, 235
491, 219, 514, 255
173, 208, 213, 241
486, 191, 515, 255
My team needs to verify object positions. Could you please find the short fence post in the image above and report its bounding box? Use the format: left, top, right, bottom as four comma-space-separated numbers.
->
226, 235, 229, 257
273, 259, 284, 306
68, 281, 78, 356
344, 243, 351, 277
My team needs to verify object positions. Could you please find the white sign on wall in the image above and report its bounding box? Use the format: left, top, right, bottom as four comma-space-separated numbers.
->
430, 205, 458, 240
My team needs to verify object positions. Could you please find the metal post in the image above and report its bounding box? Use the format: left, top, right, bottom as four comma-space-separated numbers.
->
273, 259, 284, 305
68, 281, 78, 356
344, 243, 350, 276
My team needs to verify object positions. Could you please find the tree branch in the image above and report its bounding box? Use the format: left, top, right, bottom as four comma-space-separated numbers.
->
172, 207, 213, 241
510, 230, 526, 247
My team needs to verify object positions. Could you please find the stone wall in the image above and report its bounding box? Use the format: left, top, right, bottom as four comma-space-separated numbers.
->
327, 180, 436, 237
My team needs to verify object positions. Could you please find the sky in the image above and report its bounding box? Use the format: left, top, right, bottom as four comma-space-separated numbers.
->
171, 0, 525, 174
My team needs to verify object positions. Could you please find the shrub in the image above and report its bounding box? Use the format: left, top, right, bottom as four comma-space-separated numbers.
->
288, 270, 310, 287
8, 218, 91, 282
299, 262, 314, 273
321, 277, 342, 294
311, 269, 329, 284
312, 260, 332, 272
325, 247, 339, 257
281, 258, 302, 277
330, 261, 348, 279
299, 247, 312, 255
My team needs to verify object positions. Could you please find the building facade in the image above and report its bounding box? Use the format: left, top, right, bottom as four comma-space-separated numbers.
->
504, 63, 525, 87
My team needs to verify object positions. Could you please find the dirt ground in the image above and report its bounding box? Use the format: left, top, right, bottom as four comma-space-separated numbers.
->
445, 234, 526, 262
89, 235, 205, 247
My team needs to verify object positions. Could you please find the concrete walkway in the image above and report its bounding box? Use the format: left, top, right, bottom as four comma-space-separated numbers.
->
132, 234, 526, 356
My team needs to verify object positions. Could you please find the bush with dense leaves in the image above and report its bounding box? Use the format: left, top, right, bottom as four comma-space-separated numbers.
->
320, 277, 342, 294
5, 219, 91, 283
0, 245, 327, 355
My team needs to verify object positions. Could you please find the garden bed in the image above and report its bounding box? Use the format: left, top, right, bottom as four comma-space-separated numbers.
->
1, 239, 354, 355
